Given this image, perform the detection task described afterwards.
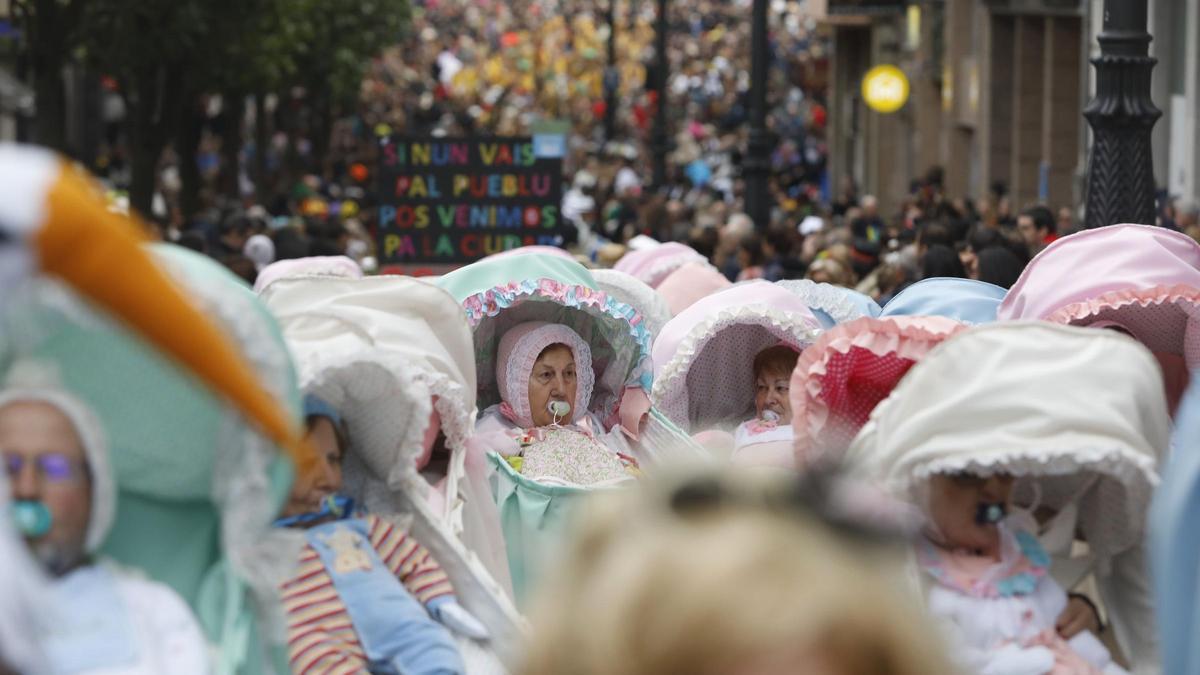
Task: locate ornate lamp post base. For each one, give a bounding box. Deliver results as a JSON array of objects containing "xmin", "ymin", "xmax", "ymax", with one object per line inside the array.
[{"xmin": 1083, "ymin": 0, "xmax": 1160, "ymax": 229}]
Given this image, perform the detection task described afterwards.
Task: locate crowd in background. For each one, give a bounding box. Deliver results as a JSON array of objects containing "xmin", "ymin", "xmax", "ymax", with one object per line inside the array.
[{"xmin": 113, "ymin": 0, "xmax": 1200, "ymax": 302}]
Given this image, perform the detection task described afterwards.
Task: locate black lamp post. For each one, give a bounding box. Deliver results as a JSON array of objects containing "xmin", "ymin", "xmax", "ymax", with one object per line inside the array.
[
  {"xmin": 744, "ymin": 0, "xmax": 772, "ymax": 231},
  {"xmin": 650, "ymin": 0, "xmax": 669, "ymax": 189},
  {"xmin": 1083, "ymin": 0, "xmax": 1160, "ymax": 229}
]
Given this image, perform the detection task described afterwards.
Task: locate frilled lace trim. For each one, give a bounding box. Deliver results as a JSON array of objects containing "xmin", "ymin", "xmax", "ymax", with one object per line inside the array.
[
  {"xmin": 902, "ymin": 449, "xmax": 1159, "ymax": 491},
  {"xmin": 777, "ymin": 279, "xmax": 871, "ymax": 325},
  {"xmin": 169, "ymin": 265, "xmax": 304, "ymax": 646},
  {"xmin": 1045, "ymin": 284, "xmax": 1200, "ymax": 324},
  {"xmin": 460, "ymin": 277, "xmax": 655, "ymax": 392},
  {"xmin": 651, "ymin": 306, "xmax": 822, "ymax": 424},
  {"xmin": 302, "ymin": 354, "xmax": 425, "ymax": 478},
  {"xmin": 298, "ymin": 349, "xmax": 477, "ymax": 503},
  {"xmin": 792, "ymin": 317, "xmax": 966, "ymax": 461},
  {"xmin": 592, "ymin": 270, "xmax": 673, "ymax": 338}
]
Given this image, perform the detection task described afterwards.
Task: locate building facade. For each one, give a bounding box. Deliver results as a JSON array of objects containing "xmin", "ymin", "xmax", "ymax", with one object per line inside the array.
[{"xmin": 823, "ymin": 0, "xmax": 1198, "ymax": 218}]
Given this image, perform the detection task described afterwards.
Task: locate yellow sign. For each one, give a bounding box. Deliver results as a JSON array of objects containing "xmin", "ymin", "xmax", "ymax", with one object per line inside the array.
[{"xmin": 862, "ymin": 64, "xmax": 910, "ymax": 114}]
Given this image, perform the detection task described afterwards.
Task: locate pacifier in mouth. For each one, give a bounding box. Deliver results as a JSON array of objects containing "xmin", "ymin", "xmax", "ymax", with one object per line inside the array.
[
  {"xmin": 974, "ymin": 502, "xmax": 1007, "ymax": 526},
  {"xmin": 548, "ymin": 400, "xmax": 571, "ymax": 425},
  {"xmin": 272, "ymin": 493, "xmax": 355, "ymax": 528},
  {"xmin": 761, "ymin": 410, "xmax": 780, "ymax": 423},
  {"xmin": 11, "ymin": 500, "xmax": 52, "ymax": 538}
]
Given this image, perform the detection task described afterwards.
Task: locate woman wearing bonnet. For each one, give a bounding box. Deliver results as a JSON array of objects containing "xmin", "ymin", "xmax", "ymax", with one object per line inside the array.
[{"xmin": 476, "ymin": 321, "xmax": 636, "ymax": 487}]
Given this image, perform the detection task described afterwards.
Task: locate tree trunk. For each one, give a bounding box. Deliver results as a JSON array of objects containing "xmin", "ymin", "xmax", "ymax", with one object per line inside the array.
[
  {"xmin": 31, "ymin": 61, "xmax": 66, "ymax": 152},
  {"xmin": 26, "ymin": 0, "xmax": 71, "ymax": 152},
  {"xmin": 177, "ymin": 96, "xmax": 204, "ymax": 220},
  {"xmin": 219, "ymin": 92, "xmax": 245, "ymax": 200},
  {"xmin": 253, "ymin": 91, "xmax": 270, "ymax": 202},
  {"xmin": 126, "ymin": 64, "xmax": 183, "ymax": 219},
  {"xmin": 278, "ymin": 89, "xmax": 302, "ymax": 189},
  {"xmin": 313, "ymin": 93, "xmax": 334, "ymax": 179},
  {"xmin": 128, "ymin": 106, "xmax": 160, "ymax": 220}
]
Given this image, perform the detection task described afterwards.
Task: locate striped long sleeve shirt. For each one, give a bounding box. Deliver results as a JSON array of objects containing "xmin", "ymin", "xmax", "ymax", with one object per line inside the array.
[{"xmin": 281, "ymin": 514, "xmax": 456, "ymax": 674}]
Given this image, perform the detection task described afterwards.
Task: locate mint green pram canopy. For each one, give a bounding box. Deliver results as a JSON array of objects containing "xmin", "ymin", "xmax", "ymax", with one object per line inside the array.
[
  {"xmin": 439, "ymin": 254, "xmax": 701, "ymax": 603},
  {"xmin": 0, "ymin": 245, "xmax": 301, "ymax": 674}
]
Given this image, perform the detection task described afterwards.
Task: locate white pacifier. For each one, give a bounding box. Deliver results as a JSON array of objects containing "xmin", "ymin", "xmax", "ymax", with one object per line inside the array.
[{"xmin": 548, "ymin": 400, "xmax": 571, "ymax": 425}]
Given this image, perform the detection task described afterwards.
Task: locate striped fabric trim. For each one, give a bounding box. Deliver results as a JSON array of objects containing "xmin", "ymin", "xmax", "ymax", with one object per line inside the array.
[{"xmin": 282, "ymin": 515, "xmax": 457, "ymax": 674}]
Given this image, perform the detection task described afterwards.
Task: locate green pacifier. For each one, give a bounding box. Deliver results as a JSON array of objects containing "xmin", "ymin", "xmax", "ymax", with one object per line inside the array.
[{"xmin": 11, "ymin": 500, "xmax": 52, "ymax": 538}]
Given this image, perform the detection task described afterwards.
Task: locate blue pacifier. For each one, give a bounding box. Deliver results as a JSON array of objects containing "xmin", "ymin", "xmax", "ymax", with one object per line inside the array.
[{"xmin": 11, "ymin": 500, "xmax": 52, "ymax": 538}]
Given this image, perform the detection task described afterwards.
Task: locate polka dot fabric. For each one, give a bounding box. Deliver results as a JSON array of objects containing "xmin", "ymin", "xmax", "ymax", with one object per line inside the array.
[
  {"xmin": 682, "ymin": 322, "xmax": 796, "ymax": 429},
  {"xmin": 791, "ymin": 315, "xmax": 967, "ymax": 467},
  {"xmin": 817, "ymin": 348, "xmax": 915, "ymax": 453},
  {"xmin": 1065, "ymin": 295, "xmax": 1195, "ymax": 355}
]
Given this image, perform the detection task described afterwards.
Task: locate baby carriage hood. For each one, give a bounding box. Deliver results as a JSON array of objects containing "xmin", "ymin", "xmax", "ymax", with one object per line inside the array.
[
  {"xmin": 1151, "ymin": 371, "xmax": 1200, "ymax": 675},
  {"xmin": 847, "ymin": 322, "xmax": 1165, "ymax": 560},
  {"xmin": 881, "ymin": 277, "xmax": 1006, "ymax": 325},
  {"xmin": 438, "ymin": 254, "xmax": 701, "ymax": 604},
  {"xmin": 252, "ymin": 255, "xmax": 363, "ymax": 294},
  {"xmin": 614, "ymin": 241, "xmax": 710, "ymax": 289},
  {"xmin": 656, "ymin": 261, "xmax": 733, "ymax": 316},
  {"xmin": 791, "ymin": 316, "xmax": 965, "ymax": 467},
  {"xmin": 776, "ymin": 279, "xmax": 882, "ymax": 328},
  {"xmin": 262, "ymin": 274, "xmax": 523, "ymax": 662},
  {"xmin": 998, "ymin": 223, "xmax": 1200, "ymax": 365},
  {"xmin": 652, "ymin": 280, "xmax": 822, "ymax": 432},
  {"xmin": 262, "ymin": 275, "xmax": 477, "ymax": 508},
  {"xmin": 846, "ymin": 322, "xmax": 1168, "ymax": 671},
  {"xmin": 0, "ymin": 244, "xmax": 304, "ymax": 672},
  {"xmin": 439, "ymin": 253, "xmax": 658, "ymax": 443},
  {"xmin": 485, "ymin": 245, "xmax": 576, "ymax": 263}
]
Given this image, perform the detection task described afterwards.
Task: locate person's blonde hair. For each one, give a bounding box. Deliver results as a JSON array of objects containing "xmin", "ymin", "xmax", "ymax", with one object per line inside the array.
[{"xmin": 520, "ymin": 472, "xmax": 954, "ymax": 675}]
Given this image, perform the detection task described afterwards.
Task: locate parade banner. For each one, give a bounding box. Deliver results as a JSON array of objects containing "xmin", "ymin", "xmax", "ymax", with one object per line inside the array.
[{"xmin": 377, "ymin": 136, "xmax": 566, "ymax": 265}]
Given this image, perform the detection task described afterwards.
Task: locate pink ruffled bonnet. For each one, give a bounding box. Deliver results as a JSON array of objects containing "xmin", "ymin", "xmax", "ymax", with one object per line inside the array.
[
  {"xmin": 998, "ymin": 224, "xmax": 1200, "ymax": 365},
  {"xmin": 998, "ymin": 224, "xmax": 1200, "ymax": 412},
  {"xmin": 614, "ymin": 242, "xmax": 709, "ymax": 289},
  {"xmin": 790, "ymin": 315, "xmax": 966, "ymax": 467},
  {"xmin": 495, "ymin": 321, "xmax": 595, "ymax": 428},
  {"xmin": 656, "ymin": 262, "xmax": 733, "ymax": 316}
]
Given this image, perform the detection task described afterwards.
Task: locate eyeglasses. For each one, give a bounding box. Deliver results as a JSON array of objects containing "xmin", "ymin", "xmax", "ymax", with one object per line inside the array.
[{"xmin": 3, "ymin": 452, "xmax": 88, "ymax": 483}]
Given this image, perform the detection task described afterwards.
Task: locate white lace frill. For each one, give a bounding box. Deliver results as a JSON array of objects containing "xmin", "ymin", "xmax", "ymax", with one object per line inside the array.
[
  {"xmin": 777, "ymin": 279, "xmax": 872, "ymax": 326},
  {"xmin": 163, "ymin": 260, "xmax": 308, "ymax": 646}
]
